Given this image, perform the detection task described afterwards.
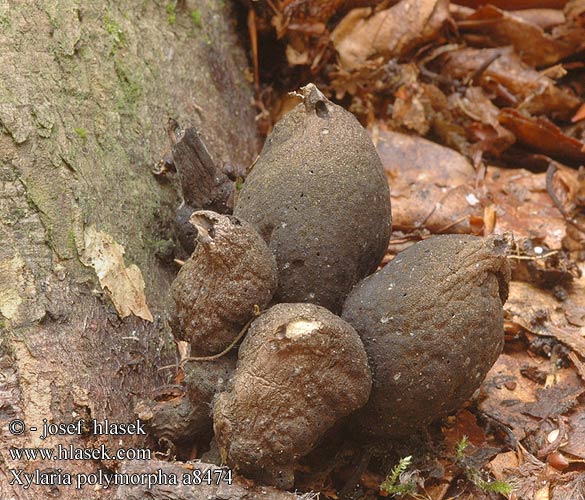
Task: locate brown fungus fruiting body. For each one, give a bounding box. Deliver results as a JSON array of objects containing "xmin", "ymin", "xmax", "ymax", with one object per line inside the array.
[
  {"xmin": 342, "ymin": 234, "xmax": 511, "ymax": 440},
  {"xmin": 234, "ymin": 84, "xmax": 391, "ymax": 314},
  {"xmin": 135, "ymin": 356, "xmax": 236, "ymax": 452},
  {"xmin": 213, "ymin": 303, "xmax": 372, "ymax": 489},
  {"xmin": 170, "ymin": 210, "xmax": 277, "ymax": 356}
]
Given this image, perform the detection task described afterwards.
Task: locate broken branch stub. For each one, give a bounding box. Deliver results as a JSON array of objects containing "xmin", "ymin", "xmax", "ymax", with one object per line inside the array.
[{"xmin": 167, "ymin": 119, "xmax": 234, "ymax": 214}]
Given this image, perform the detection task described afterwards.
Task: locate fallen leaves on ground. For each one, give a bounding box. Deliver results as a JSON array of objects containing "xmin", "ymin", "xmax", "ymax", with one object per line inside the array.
[{"xmin": 331, "ymin": 0, "xmax": 450, "ymax": 71}]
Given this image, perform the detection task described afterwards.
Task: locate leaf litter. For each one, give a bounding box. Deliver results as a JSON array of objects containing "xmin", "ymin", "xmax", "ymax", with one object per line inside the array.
[{"xmin": 242, "ymin": 0, "xmax": 585, "ymax": 497}]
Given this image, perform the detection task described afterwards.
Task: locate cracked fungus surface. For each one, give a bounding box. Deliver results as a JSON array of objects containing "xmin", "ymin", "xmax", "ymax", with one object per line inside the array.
[
  {"xmin": 213, "ymin": 303, "xmax": 372, "ymax": 489},
  {"xmin": 342, "ymin": 234, "xmax": 511, "ymax": 439},
  {"xmin": 170, "ymin": 211, "xmax": 277, "ymax": 356}
]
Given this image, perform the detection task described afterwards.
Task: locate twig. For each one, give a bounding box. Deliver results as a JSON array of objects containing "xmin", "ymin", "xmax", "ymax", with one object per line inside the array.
[
  {"xmin": 466, "ymin": 52, "xmax": 501, "ymax": 86},
  {"xmin": 506, "ymin": 250, "xmax": 559, "ymax": 261},
  {"xmin": 181, "ymin": 309, "xmax": 264, "ymax": 365}
]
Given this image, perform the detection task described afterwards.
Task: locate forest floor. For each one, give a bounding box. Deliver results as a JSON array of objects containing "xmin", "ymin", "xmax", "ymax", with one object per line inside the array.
[{"xmin": 242, "ymin": 0, "xmax": 585, "ymax": 498}]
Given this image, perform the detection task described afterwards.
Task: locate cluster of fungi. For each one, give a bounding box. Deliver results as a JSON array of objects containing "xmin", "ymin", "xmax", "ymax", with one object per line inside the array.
[{"xmin": 144, "ymin": 84, "xmax": 511, "ymax": 490}]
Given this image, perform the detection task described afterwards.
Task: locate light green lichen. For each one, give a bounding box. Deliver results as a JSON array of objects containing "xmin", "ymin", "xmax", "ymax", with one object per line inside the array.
[
  {"xmin": 104, "ymin": 13, "xmax": 126, "ymax": 55},
  {"xmin": 166, "ymin": 2, "xmax": 176, "ymax": 25},
  {"xmin": 190, "ymin": 9, "xmax": 201, "ymax": 28},
  {"xmin": 74, "ymin": 127, "xmax": 87, "ymax": 141}
]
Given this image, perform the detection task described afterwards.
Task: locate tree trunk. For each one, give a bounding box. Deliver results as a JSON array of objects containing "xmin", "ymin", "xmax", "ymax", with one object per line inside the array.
[{"xmin": 0, "ymin": 1, "xmax": 258, "ymax": 498}]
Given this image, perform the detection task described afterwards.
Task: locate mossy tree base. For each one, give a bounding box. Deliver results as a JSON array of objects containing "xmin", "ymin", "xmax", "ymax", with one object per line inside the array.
[{"xmin": 0, "ymin": 1, "xmax": 257, "ymax": 498}]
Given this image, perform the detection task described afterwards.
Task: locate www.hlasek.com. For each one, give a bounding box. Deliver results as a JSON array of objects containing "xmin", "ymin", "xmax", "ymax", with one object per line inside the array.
[{"xmin": 9, "ymin": 443, "xmax": 151, "ymax": 461}]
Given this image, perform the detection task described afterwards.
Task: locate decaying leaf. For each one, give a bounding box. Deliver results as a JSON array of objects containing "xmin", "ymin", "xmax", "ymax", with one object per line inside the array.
[
  {"xmin": 81, "ymin": 226, "xmax": 153, "ymax": 322},
  {"xmin": 376, "ymin": 127, "xmax": 483, "ymax": 234},
  {"xmin": 440, "ymin": 47, "xmax": 581, "ymax": 119},
  {"xmin": 489, "ymin": 450, "xmax": 519, "ymax": 483},
  {"xmin": 480, "ymin": 351, "xmax": 545, "ymax": 441},
  {"xmin": 377, "ymin": 127, "xmax": 476, "ymax": 185},
  {"xmin": 458, "ymin": 4, "xmax": 585, "ymax": 67},
  {"xmin": 274, "ymin": 0, "xmax": 346, "ymax": 38},
  {"xmin": 449, "ymin": 86, "xmax": 516, "ymax": 157},
  {"xmin": 443, "ymin": 409, "xmax": 487, "ymax": 448},
  {"xmin": 454, "ymin": 0, "xmax": 568, "ymax": 8},
  {"xmin": 523, "ymin": 381, "xmax": 585, "ymax": 419},
  {"xmin": 509, "ymin": 8, "xmax": 567, "ymax": 30},
  {"xmin": 331, "ymin": 0, "xmax": 449, "ymax": 70},
  {"xmin": 484, "ymin": 166, "xmax": 570, "ymax": 249},
  {"xmin": 562, "ymin": 406, "xmax": 585, "ymax": 459},
  {"xmin": 499, "ymin": 109, "xmax": 585, "ymax": 166}
]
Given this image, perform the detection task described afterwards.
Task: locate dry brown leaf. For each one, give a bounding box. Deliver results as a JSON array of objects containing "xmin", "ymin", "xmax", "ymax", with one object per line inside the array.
[
  {"xmin": 561, "ymin": 402, "xmax": 585, "ymax": 458},
  {"xmin": 376, "ymin": 127, "xmax": 476, "ymax": 185},
  {"xmin": 81, "ymin": 226, "xmax": 153, "ymax": 322},
  {"xmin": 569, "ymin": 352, "xmax": 585, "ymax": 383},
  {"xmin": 280, "ymin": 0, "xmax": 346, "ymax": 33},
  {"xmin": 550, "ymin": 473, "xmax": 585, "ymax": 500},
  {"xmin": 375, "ymin": 128, "xmax": 485, "ymax": 233},
  {"xmin": 547, "ymin": 325, "xmax": 585, "ymax": 359},
  {"xmin": 511, "ymin": 8, "xmax": 567, "ymax": 29},
  {"xmin": 393, "ymin": 83, "xmax": 431, "ymax": 135},
  {"xmin": 392, "ymin": 183, "xmax": 484, "ymax": 234},
  {"xmin": 480, "ymin": 348, "xmax": 582, "ymax": 445},
  {"xmin": 286, "ymin": 43, "xmax": 310, "ymax": 66},
  {"xmin": 443, "ymin": 409, "xmax": 487, "ymax": 448},
  {"xmin": 450, "ymin": 86, "xmax": 516, "ymax": 156},
  {"xmin": 572, "ymin": 103, "xmax": 585, "ymax": 123},
  {"xmin": 331, "ymin": 0, "xmax": 449, "ymax": 70},
  {"xmin": 505, "ymin": 280, "xmax": 585, "ymax": 360},
  {"xmin": 499, "ymin": 109, "xmax": 585, "ymax": 165},
  {"xmin": 440, "ymin": 47, "xmax": 581, "ymax": 120},
  {"xmin": 522, "ymin": 381, "xmax": 585, "ymax": 419},
  {"xmin": 453, "ymin": 0, "xmax": 569, "ymax": 9},
  {"xmin": 423, "ymin": 482, "xmax": 451, "ymax": 500},
  {"xmin": 458, "ymin": 5, "xmax": 585, "ymax": 67},
  {"xmin": 484, "ymin": 166, "xmax": 569, "ymax": 249},
  {"xmin": 480, "ymin": 351, "xmax": 545, "ymax": 440},
  {"xmin": 489, "ymin": 450, "xmax": 520, "ymax": 483}
]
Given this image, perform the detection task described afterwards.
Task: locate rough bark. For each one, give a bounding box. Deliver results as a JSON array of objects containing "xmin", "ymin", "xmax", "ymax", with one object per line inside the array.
[{"xmin": 0, "ymin": 1, "xmax": 257, "ymax": 499}]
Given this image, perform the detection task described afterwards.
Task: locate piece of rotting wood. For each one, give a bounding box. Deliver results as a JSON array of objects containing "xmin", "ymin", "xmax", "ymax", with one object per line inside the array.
[{"xmin": 167, "ymin": 118, "xmax": 234, "ymax": 214}]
